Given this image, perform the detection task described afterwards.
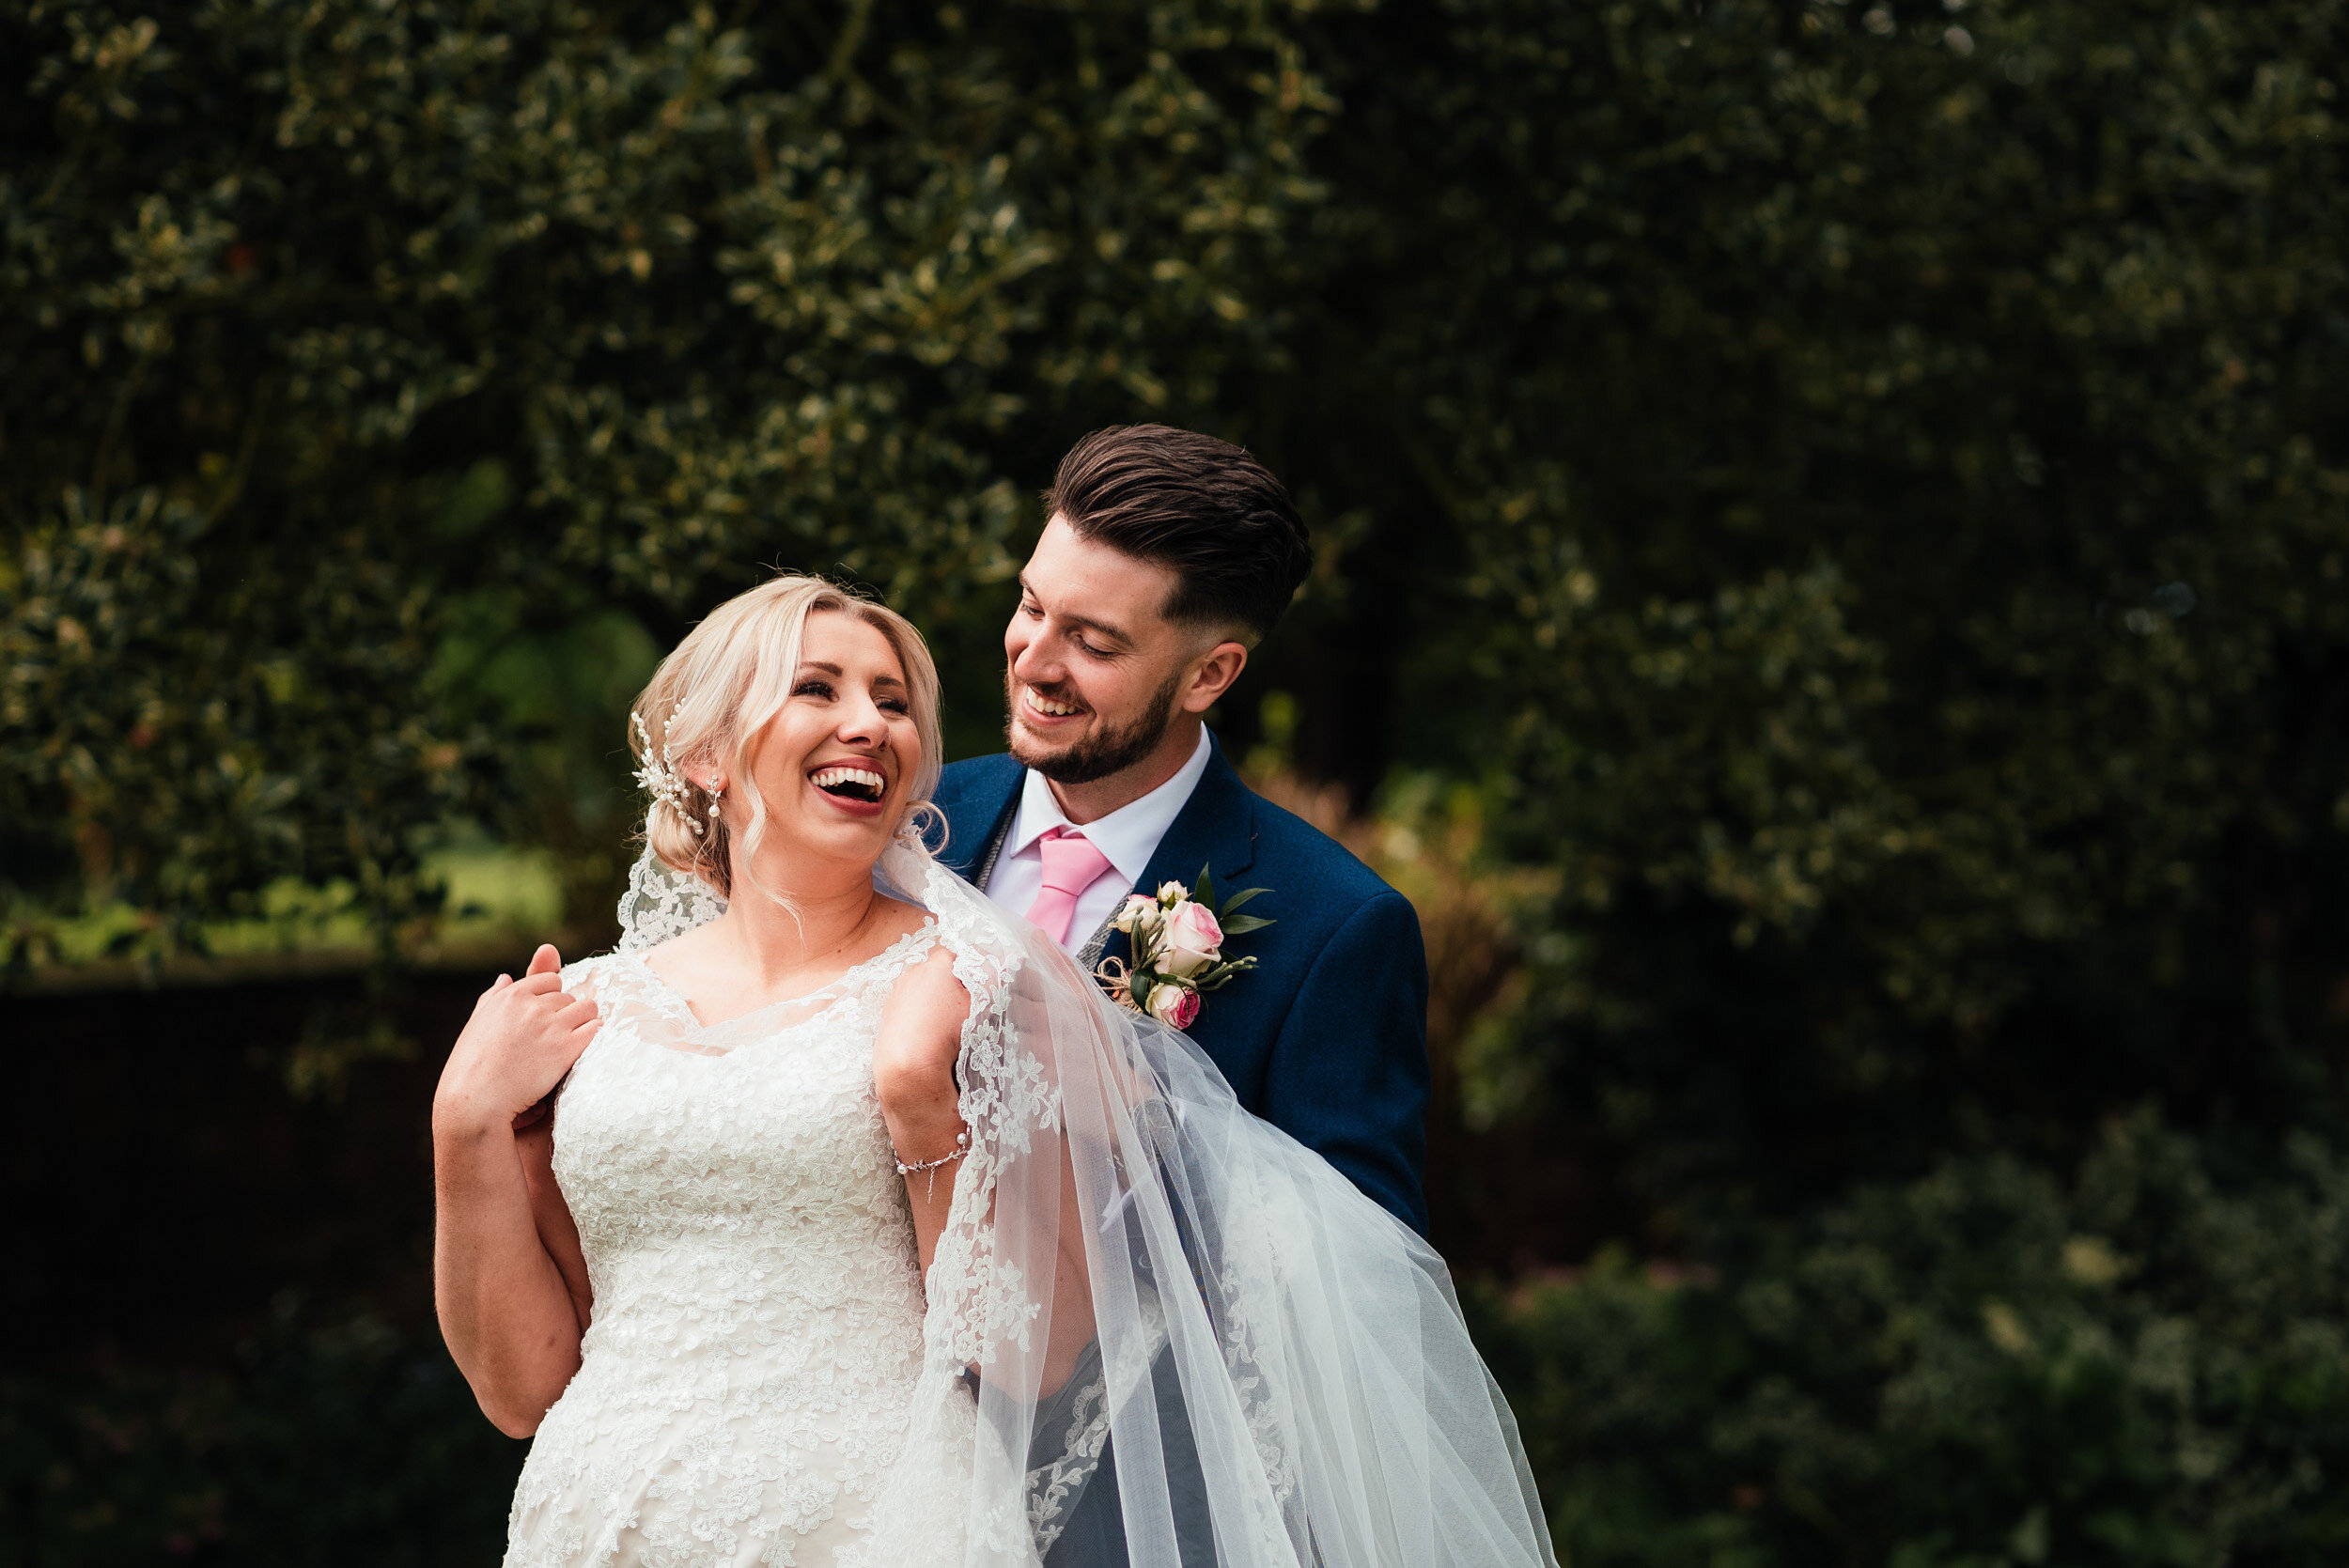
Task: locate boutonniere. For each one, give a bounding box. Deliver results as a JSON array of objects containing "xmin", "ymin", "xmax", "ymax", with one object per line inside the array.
[{"xmin": 1095, "ymin": 864, "xmax": 1274, "ymax": 1029}]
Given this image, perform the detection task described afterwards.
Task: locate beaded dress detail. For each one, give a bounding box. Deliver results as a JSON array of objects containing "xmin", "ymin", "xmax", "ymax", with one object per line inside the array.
[{"xmin": 505, "ymin": 922, "xmax": 942, "ymax": 1568}]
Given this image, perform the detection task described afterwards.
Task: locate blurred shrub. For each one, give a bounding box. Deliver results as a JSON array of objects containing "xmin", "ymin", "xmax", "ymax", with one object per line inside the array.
[
  {"xmin": 16, "ymin": 1, "xmax": 2349, "ymax": 1223},
  {"xmin": 22, "ymin": 1110, "xmax": 2346, "ymax": 1568},
  {"xmin": 2, "ymin": 0, "xmax": 1330, "ymax": 956},
  {"xmin": 0, "ymin": 1305, "xmax": 521, "ymax": 1566},
  {"xmin": 1287, "ymin": 0, "xmax": 2349, "ymax": 1227},
  {"xmin": 1475, "ymin": 1111, "xmax": 2349, "ymax": 1567}
]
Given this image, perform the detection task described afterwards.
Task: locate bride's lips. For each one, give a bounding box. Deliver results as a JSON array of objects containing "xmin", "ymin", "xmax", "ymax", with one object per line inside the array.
[
  {"xmin": 1019, "ymin": 686, "xmax": 1087, "ymax": 730},
  {"xmin": 806, "ymin": 758, "xmax": 889, "ymax": 818}
]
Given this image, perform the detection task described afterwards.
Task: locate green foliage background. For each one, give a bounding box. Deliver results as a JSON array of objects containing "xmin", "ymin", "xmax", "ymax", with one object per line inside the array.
[{"xmin": 8, "ymin": 0, "xmax": 2349, "ymax": 1561}]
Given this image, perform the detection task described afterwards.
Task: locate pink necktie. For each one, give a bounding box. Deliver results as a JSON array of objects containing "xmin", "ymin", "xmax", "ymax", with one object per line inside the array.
[{"xmin": 1026, "ymin": 826, "xmax": 1115, "ymax": 945}]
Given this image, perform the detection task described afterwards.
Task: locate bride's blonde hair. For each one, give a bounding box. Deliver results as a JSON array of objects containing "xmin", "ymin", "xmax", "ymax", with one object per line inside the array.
[{"xmin": 630, "ymin": 575, "xmax": 943, "ymax": 900}]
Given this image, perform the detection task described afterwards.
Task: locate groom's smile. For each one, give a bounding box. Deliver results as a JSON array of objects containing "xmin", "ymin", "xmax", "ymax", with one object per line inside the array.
[{"xmin": 1019, "ymin": 686, "xmax": 1086, "ymax": 723}]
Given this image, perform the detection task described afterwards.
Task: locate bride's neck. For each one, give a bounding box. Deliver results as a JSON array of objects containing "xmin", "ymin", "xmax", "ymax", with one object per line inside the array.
[{"xmin": 711, "ymin": 859, "xmax": 879, "ymax": 983}]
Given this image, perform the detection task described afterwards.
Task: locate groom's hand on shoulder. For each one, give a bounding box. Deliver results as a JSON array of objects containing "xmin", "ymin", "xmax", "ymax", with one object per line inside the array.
[{"xmin": 433, "ymin": 943, "xmax": 601, "ymax": 1142}]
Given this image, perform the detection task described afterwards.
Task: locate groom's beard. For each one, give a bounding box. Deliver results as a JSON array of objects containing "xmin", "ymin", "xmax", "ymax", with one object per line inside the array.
[{"xmin": 1005, "ymin": 668, "xmax": 1187, "ymax": 785}]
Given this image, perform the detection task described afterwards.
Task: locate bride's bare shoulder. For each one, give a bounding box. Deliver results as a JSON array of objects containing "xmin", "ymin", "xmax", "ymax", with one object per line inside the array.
[
  {"xmin": 635, "ymin": 918, "xmax": 724, "ymax": 975},
  {"xmin": 870, "ymin": 892, "xmax": 935, "ymax": 940}
]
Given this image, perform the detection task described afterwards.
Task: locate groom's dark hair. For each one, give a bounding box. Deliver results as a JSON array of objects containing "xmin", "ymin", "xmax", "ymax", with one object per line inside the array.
[{"xmin": 1045, "ymin": 424, "xmax": 1311, "ymax": 644}]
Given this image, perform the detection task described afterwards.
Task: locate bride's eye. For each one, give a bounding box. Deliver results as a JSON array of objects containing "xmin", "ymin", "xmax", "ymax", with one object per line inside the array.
[
  {"xmin": 879, "ymin": 697, "xmax": 910, "ymax": 715},
  {"xmin": 795, "ymin": 679, "xmax": 835, "ymax": 700}
]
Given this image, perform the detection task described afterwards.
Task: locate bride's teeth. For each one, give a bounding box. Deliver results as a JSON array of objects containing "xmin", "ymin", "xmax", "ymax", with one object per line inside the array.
[{"xmin": 810, "ymin": 766, "xmax": 885, "ymax": 794}]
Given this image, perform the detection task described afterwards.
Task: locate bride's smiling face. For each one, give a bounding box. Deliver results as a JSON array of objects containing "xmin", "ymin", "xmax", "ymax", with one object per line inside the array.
[{"xmin": 731, "ymin": 611, "xmax": 921, "ymax": 873}]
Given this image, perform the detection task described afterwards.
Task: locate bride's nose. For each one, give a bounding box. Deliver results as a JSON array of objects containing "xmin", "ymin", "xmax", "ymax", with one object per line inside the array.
[{"xmin": 833, "ymin": 691, "xmax": 889, "ymax": 746}]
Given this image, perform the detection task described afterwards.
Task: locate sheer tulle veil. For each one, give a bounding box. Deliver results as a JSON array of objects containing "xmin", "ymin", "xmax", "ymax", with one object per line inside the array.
[{"xmin": 613, "ymin": 837, "xmax": 1559, "ymax": 1568}]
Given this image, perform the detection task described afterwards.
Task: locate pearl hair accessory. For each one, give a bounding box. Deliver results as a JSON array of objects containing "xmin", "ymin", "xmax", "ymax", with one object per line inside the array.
[{"xmin": 631, "ymin": 710, "xmax": 707, "ymax": 837}]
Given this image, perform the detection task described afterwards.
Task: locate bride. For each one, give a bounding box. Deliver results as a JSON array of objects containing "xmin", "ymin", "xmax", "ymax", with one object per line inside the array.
[{"xmin": 432, "ymin": 576, "xmax": 1557, "ymax": 1568}]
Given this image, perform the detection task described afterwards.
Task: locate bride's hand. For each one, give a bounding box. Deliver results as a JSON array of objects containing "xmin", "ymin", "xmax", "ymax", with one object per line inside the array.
[
  {"xmin": 874, "ymin": 948, "xmax": 970, "ymax": 1165},
  {"xmin": 432, "ymin": 944, "xmax": 601, "ymax": 1141}
]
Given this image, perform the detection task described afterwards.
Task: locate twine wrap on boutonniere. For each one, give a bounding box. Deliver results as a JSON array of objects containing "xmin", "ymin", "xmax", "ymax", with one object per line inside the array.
[{"xmin": 1092, "ymin": 863, "xmax": 1273, "ymax": 1029}]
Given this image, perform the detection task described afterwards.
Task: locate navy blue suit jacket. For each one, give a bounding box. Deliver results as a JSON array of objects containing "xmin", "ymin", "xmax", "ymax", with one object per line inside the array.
[{"xmin": 930, "ymin": 736, "xmax": 1432, "ymax": 1235}]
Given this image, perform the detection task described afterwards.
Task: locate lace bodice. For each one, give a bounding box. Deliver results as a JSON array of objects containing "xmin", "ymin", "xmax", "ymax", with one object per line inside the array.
[{"xmin": 506, "ymin": 924, "xmax": 942, "ymax": 1568}]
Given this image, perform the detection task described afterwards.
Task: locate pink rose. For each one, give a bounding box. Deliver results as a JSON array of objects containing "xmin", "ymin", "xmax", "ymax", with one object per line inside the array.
[
  {"xmin": 1113, "ymin": 893, "xmax": 1159, "ymax": 935},
  {"xmin": 1160, "ymin": 899, "xmax": 1224, "ymax": 978},
  {"xmin": 1146, "ymin": 981, "xmax": 1201, "ymax": 1029}
]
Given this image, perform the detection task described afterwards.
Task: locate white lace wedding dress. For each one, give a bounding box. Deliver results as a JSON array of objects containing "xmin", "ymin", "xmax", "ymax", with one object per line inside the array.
[
  {"xmin": 505, "ymin": 923, "xmax": 946, "ymax": 1567},
  {"xmin": 502, "ymin": 841, "xmax": 1559, "ymax": 1568}
]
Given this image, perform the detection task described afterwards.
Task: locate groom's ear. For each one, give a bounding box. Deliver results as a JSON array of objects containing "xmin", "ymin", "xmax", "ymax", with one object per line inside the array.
[{"xmin": 1178, "ymin": 637, "xmax": 1251, "ymax": 715}]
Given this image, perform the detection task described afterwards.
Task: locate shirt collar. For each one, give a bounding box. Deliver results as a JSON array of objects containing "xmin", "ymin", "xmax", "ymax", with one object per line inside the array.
[{"xmin": 1006, "ymin": 725, "xmax": 1215, "ymax": 886}]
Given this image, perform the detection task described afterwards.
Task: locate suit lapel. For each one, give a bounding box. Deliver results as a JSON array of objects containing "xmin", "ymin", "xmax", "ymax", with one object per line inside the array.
[
  {"xmin": 941, "ymin": 755, "xmax": 1025, "ymax": 884},
  {"xmin": 1091, "ymin": 737, "xmax": 1257, "ymax": 971}
]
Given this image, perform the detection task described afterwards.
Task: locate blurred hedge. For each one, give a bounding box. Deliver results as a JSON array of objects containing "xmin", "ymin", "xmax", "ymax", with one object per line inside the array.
[
  {"xmin": 1295, "ymin": 0, "xmax": 2349, "ymax": 1231},
  {"xmin": 1475, "ymin": 1111, "xmax": 2349, "ymax": 1566},
  {"xmin": 17, "ymin": 1113, "xmax": 2349, "ymax": 1568},
  {"xmin": 12, "ymin": 0, "xmax": 2346, "ymax": 1214},
  {"xmin": 11, "ymin": 0, "xmax": 2349, "ymax": 1557},
  {"xmin": 0, "ymin": 1303, "xmax": 523, "ymax": 1565},
  {"xmin": 2, "ymin": 0, "xmax": 1325, "ymax": 955}
]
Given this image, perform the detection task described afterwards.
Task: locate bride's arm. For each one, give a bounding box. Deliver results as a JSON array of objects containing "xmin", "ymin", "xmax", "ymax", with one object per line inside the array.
[
  {"xmin": 517, "ymin": 1105, "xmax": 595, "ymax": 1332},
  {"xmin": 431, "ymin": 945, "xmax": 600, "ymax": 1437},
  {"xmin": 873, "ymin": 946, "xmax": 971, "ymax": 1274},
  {"xmin": 875, "ymin": 942, "xmax": 1097, "ymax": 1397}
]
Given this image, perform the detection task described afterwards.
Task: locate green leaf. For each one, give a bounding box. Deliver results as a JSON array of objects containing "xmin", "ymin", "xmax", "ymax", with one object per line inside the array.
[
  {"xmin": 1128, "ymin": 970, "xmax": 1155, "ymax": 1008},
  {"xmin": 1219, "ymin": 914, "xmax": 1274, "ymax": 936},
  {"xmin": 1219, "ymin": 886, "xmax": 1271, "ymax": 914},
  {"xmin": 1194, "ymin": 862, "xmax": 1215, "ymax": 908}
]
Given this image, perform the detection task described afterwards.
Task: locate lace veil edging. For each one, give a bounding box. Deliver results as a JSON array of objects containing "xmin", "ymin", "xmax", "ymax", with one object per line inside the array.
[
  {"xmin": 614, "ymin": 845, "xmax": 728, "ymax": 953},
  {"xmin": 866, "ymin": 838, "xmax": 1557, "ymax": 1568}
]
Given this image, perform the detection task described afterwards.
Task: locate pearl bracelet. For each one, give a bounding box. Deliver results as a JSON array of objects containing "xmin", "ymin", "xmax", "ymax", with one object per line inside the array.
[{"xmin": 894, "ymin": 1126, "xmax": 971, "ymax": 1199}]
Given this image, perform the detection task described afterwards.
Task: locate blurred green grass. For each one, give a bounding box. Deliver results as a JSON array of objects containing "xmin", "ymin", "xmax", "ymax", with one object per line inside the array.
[{"xmin": 21, "ymin": 846, "xmax": 569, "ymax": 988}]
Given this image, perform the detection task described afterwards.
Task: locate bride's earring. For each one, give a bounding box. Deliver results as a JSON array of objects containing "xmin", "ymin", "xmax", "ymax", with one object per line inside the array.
[{"xmin": 706, "ymin": 780, "xmax": 724, "ymax": 826}]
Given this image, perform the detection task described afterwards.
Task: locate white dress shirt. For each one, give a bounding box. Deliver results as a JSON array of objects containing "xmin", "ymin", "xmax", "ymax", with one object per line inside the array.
[{"xmin": 983, "ymin": 726, "xmax": 1215, "ymax": 954}]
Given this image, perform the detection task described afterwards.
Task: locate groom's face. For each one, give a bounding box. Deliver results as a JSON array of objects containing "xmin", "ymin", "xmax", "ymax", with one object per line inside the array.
[{"xmin": 1003, "ymin": 517, "xmax": 1228, "ymax": 786}]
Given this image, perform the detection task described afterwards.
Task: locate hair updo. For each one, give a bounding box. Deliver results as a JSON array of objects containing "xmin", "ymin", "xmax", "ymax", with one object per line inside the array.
[{"xmin": 629, "ymin": 575, "xmax": 944, "ymax": 900}]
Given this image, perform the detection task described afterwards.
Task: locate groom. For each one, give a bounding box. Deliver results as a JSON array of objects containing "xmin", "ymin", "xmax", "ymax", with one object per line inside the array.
[
  {"xmin": 932, "ymin": 423, "xmax": 1431, "ymax": 1236},
  {"xmin": 933, "ymin": 426, "xmax": 1431, "ymax": 1562}
]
